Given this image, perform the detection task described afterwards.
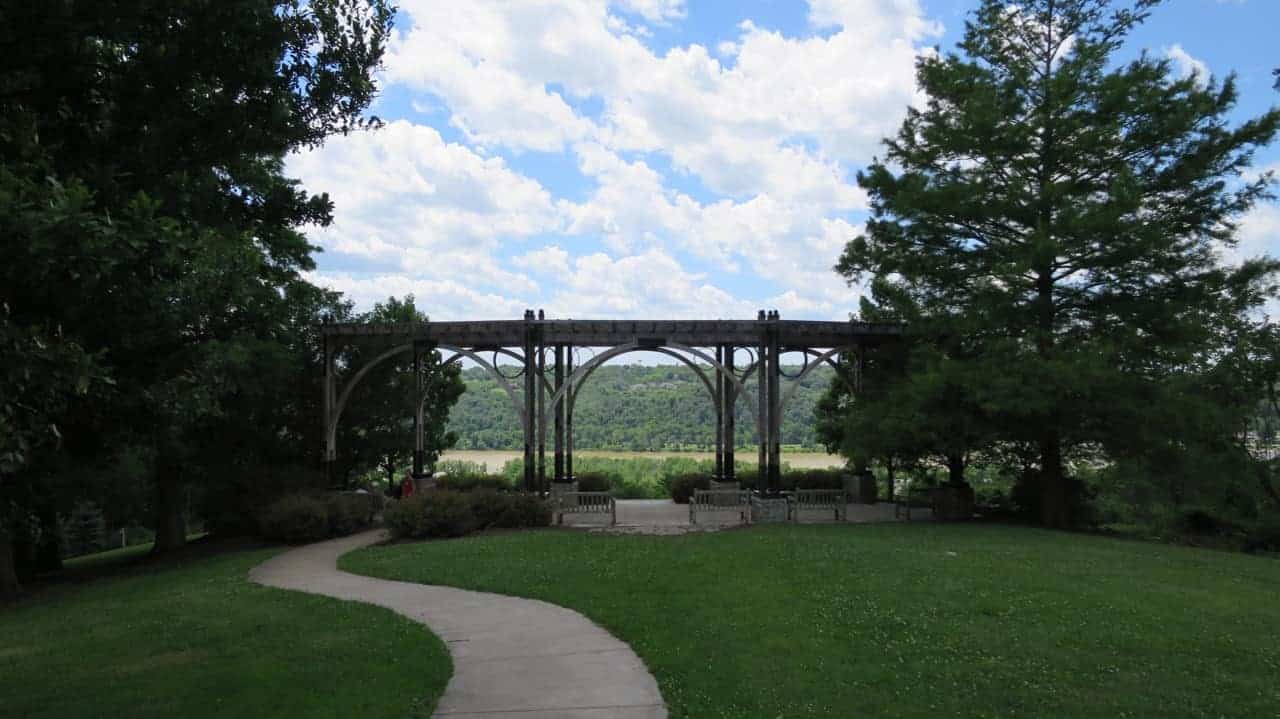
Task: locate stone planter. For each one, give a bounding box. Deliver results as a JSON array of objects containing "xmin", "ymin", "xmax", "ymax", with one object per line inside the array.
[
  {"xmin": 843, "ymin": 472, "xmax": 878, "ymax": 503},
  {"xmin": 931, "ymin": 483, "xmax": 975, "ymax": 521},
  {"xmin": 858, "ymin": 472, "xmax": 877, "ymax": 504},
  {"xmin": 750, "ymin": 495, "xmax": 789, "ymax": 523}
]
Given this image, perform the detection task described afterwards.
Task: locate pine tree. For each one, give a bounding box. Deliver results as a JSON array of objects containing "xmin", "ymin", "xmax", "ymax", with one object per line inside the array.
[{"xmin": 837, "ymin": 0, "xmax": 1280, "ymax": 526}]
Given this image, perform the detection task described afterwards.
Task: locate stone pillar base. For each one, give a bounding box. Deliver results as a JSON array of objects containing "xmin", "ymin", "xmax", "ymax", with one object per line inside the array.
[
  {"xmin": 751, "ymin": 495, "xmax": 789, "ymax": 523},
  {"xmin": 412, "ymin": 477, "xmax": 438, "ymax": 494},
  {"xmin": 710, "ymin": 479, "xmax": 740, "ymax": 491}
]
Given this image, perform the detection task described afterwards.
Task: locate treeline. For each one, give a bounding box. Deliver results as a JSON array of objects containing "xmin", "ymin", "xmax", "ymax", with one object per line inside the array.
[
  {"xmin": 817, "ymin": 0, "xmax": 1280, "ymax": 545},
  {"xmin": 446, "ymin": 364, "xmax": 837, "ymax": 451},
  {"xmin": 0, "ymin": 1, "xmax": 425, "ymax": 600}
]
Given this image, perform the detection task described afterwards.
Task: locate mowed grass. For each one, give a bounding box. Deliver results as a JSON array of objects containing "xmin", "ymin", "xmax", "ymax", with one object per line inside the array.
[
  {"xmin": 343, "ymin": 523, "xmax": 1280, "ymax": 719},
  {"xmin": 0, "ymin": 546, "xmax": 451, "ymax": 719}
]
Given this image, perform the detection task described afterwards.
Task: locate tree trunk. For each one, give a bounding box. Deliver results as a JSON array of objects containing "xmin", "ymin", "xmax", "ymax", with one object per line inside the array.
[
  {"xmin": 946, "ymin": 452, "xmax": 966, "ymax": 486},
  {"xmin": 885, "ymin": 456, "xmax": 896, "ymax": 502},
  {"xmin": 1038, "ymin": 432, "xmax": 1071, "ymax": 528},
  {"xmin": 34, "ymin": 501, "xmax": 62, "ymax": 573},
  {"xmin": 0, "ymin": 532, "xmax": 21, "ymax": 602},
  {"xmin": 153, "ymin": 469, "xmax": 187, "ymax": 554}
]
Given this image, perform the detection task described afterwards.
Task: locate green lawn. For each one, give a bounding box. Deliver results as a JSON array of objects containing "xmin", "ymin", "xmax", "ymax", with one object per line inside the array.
[
  {"xmin": 0, "ymin": 546, "xmax": 451, "ymax": 719},
  {"xmin": 343, "ymin": 523, "xmax": 1280, "ymax": 719}
]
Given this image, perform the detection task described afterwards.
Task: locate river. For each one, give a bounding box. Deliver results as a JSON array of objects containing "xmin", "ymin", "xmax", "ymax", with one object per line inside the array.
[{"xmin": 439, "ymin": 449, "xmax": 846, "ymax": 472}]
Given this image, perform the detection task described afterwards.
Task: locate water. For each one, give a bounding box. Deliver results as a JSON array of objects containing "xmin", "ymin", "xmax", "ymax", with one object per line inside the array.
[{"xmin": 439, "ymin": 449, "xmax": 846, "ymax": 473}]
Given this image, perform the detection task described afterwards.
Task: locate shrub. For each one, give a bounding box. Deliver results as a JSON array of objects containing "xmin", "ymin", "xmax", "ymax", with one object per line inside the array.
[
  {"xmin": 438, "ymin": 474, "xmax": 511, "ymax": 493},
  {"xmin": 259, "ymin": 493, "xmax": 331, "ymax": 544},
  {"xmin": 793, "ymin": 469, "xmax": 845, "ymax": 490},
  {"xmin": 325, "ymin": 493, "xmax": 376, "ymax": 536},
  {"xmin": 1173, "ymin": 507, "xmax": 1242, "ymax": 538},
  {"xmin": 468, "ymin": 490, "xmax": 514, "ymax": 528},
  {"xmin": 491, "ymin": 493, "xmax": 552, "ymax": 529},
  {"xmin": 1244, "ymin": 516, "xmax": 1280, "ymax": 554},
  {"xmin": 386, "ymin": 491, "xmax": 478, "ymax": 539},
  {"xmin": 574, "ymin": 472, "xmax": 611, "ymax": 493},
  {"xmin": 670, "ymin": 473, "xmax": 710, "ymax": 504},
  {"xmin": 385, "ymin": 490, "xmax": 549, "ymax": 539}
]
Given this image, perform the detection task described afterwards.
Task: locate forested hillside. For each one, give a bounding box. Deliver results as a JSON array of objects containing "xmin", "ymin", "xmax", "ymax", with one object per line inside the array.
[{"xmin": 447, "ymin": 364, "xmax": 836, "ymax": 450}]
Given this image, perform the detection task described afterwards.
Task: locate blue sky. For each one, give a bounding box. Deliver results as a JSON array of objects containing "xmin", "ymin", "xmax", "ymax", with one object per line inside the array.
[{"xmin": 289, "ymin": 0, "xmax": 1280, "ymax": 321}]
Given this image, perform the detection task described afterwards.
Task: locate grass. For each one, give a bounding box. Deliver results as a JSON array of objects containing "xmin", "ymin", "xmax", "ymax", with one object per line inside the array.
[
  {"xmin": 62, "ymin": 533, "xmax": 208, "ymax": 571},
  {"xmin": 343, "ymin": 523, "xmax": 1280, "ymax": 719},
  {"xmin": 0, "ymin": 544, "xmax": 451, "ymax": 719}
]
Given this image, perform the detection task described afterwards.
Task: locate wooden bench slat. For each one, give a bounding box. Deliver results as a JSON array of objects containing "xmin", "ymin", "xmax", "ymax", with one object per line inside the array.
[
  {"xmin": 790, "ymin": 489, "xmax": 847, "ymax": 522},
  {"xmin": 553, "ymin": 491, "xmax": 616, "ymax": 525},
  {"xmin": 690, "ymin": 489, "xmax": 751, "ymax": 525}
]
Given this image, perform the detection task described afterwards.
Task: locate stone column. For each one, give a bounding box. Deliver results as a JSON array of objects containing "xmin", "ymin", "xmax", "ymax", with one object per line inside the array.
[
  {"xmin": 554, "ymin": 344, "xmax": 565, "ymax": 481},
  {"xmin": 522, "ymin": 310, "xmax": 537, "ymax": 491},
  {"xmin": 723, "ymin": 345, "xmax": 736, "ymax": 483}
]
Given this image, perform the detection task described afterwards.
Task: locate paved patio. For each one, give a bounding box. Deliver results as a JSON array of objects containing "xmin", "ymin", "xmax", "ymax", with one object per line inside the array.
[{"xmin": 560, "ymin": 498, "xmax": 931, "ymax": 532}]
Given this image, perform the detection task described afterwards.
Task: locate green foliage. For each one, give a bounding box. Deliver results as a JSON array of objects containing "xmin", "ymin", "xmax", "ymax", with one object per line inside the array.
[
  {"xmin": 385, "ymin": 492, "xmax": 476, "ymax": 539},
  {"xmin": 384, "ymin": 490, "xmax": 550, "ymax": 540},
  {"xmin": 59, "ymin": 501, "xmax": 106, "ymax": 558},
  {"xmin": 449, "ymin": 364, "xmax": 836, "ymax": 451},
  {"xmin": 258, "ymin": 491, "xmax": 375, "ymax": 544},
  {"xmin": 346, "ymin": 524, "xmax": 1280, "ymax": 719},
  {"xmin": 573, "ymin": 473, "xmax": 612, "ymax": 492},
  {"xmin": 334, "ymin": 296, "xmax": 465, "ymax": 488},
  {"xmin": 0, "ymin": 548, "xmax": 451, "ymax": 718},
  {"xmin": 830, "ymin": 0, "xmax": 1280, "ymax": 528},
  {"xmin": 0, "ymin": 0, "xmax": 398, "ymax": 574},
  {"xmin": 436, "ymin": 475, "xmax": 513, "ymax": 493},
  {"xmin": 434, "ymin": 460, "xmax": 491, "ymax": 478},
  {"xmin": 668, "ymin": 474, "xmax": 710, "ymax": 504},
  {"xmin": 258, "ymin": 494, "xmax": 331, "ymax": 544}
]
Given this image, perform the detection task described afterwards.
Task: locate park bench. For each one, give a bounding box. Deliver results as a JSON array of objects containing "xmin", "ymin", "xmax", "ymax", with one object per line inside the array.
[
  {"xmin": 790, "ymin": 489, "xmax": 847, "ymax": 522},
  {"xmin": 690, "ymin": 489, "xmax": 751, "ymax": 525},
  {"xmin": 893, "ymin": 483, "xmax": 934, "ymax": 521},
  {"xmin": 554, "ymin": 491, "xmax": 616, "ymax": 526}
]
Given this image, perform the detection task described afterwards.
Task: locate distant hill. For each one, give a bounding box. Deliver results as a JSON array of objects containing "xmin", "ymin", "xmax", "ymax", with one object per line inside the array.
[{"xmin": 446, "ymin": 363, "xmax": 836, "ymax": 451}]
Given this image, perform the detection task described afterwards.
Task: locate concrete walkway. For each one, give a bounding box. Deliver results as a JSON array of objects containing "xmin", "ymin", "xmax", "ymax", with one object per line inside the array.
[{"xmin": 251, "ymin": 531, "xmax": 667, "ymax": 718}]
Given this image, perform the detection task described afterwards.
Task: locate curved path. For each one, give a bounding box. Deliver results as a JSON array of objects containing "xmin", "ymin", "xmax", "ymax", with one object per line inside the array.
[{"xmin": 251, "ymin": 530, "xmax": 666, "ymax": 719}]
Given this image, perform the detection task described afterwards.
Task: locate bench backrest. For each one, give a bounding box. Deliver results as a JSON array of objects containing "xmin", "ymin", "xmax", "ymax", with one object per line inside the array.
[
  {"xmin": 794, "ymin": 489, "xmax": 844, "ymax": 507},
  {"xmin": 558, "ymin": 491, "xmax": 614, "ymax": 511},
  {"xmin": 692, "ymin": 489, "xmax": 751, "ymax": 508}
]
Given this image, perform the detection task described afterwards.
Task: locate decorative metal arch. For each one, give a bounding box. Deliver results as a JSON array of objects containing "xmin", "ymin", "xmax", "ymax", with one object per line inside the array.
[
  {"xmin": 542, "ymin": 341, "xmax": 751, "ymax": 430},
  {"xmin": 776, "ymin": 347, "xmax": 858, "ymax": 417},
  {"xmin": 328, "ymin": 343, "xmax": 527, "ymax": 456},
  {"xmin": 320, "ymin": 312, "xmax": 902, "ymax": 491}
]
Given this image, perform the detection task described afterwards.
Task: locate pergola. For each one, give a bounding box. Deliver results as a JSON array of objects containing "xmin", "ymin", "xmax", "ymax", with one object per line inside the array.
[{"xmin": 320, "ymin": 310, "xmax": 901, "ymax": 493}]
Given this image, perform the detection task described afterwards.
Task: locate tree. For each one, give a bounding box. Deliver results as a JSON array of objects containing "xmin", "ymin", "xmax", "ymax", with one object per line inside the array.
[
  {"xmin": 0, "ymin": 0, "xmax": 394, "ymax": 559},
  {"xmin": 335, "ymin": 297, "xmax": 465, "ymax": 489},
  {"xmin": 837, "ymin": 0, "xmax": 1280, "ymax": 526}
]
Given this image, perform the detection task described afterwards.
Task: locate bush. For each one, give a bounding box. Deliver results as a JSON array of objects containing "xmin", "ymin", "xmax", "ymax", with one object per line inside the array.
[
  {"xmin": 574, "ymin": 472, "xmax": 611, "ymax": 492},
  {"xmin": 325, "ymin": 493, "xmax": 376, "ymax": 536},
  {"xmin": 793, "ymin": 469, "xmax": 845, "ymax": 490},
  {"xmin": 670, "ymin": 473, "xmax": 710, "ymax": 504},
  {"xmin": 437, "ymin": 474, "xmax": 512, "ymax": 493},
  {"xmin": 259, "ymin": 493, "xmax": 331, "ymax": 544},
  {"xmin": 1244, "ymin": 516, "xmax": 1280, "ymax": 554},
  {"xmin": 385, "ymin": 490, "xmax": 550, "ymax": 539},
  {"xmin": 490, "ymin": 493, "xmax": 552, "ymax": 529},
  {"xmin": 385, "ymin": 491, "xmax": 477, "ymax": 539},
  {"xmin": 468, "ymin": 490, "xmax": 513, "ymax": 529}
]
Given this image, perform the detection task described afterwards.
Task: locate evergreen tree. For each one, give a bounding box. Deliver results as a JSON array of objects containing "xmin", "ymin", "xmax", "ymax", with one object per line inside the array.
[{"xmin": 837, "ymin": 0, "xmax": 1280, "ymax": 526}]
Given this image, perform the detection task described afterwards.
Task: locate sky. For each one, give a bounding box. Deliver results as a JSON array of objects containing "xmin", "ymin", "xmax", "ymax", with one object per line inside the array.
[{"xmin": 288, "ymin": 0, "xmax": 1280, "ymax": 322}]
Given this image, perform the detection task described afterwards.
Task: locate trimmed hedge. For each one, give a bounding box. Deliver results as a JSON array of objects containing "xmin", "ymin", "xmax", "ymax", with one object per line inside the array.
[
  {"xmin": 385, "ymin": 489, "xmax": 551, "ymax": 540},
  {"xmin": 259, "ymin": 491, "xmax": 378, "ymax": 544},
  {"xmin": 436, "ymin": 474, "xmax": 512, "ymax": 493},
  {"xmin": 669, "ymin": 468, "xmax": 848, "ymax": 501},
  {"xmin": 669, "ymin": 474, "xmax": 711, "ymax": 504},
  {"xmin": 574, "ymin": 472, "xmax": 611, "ymax": 492}
]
